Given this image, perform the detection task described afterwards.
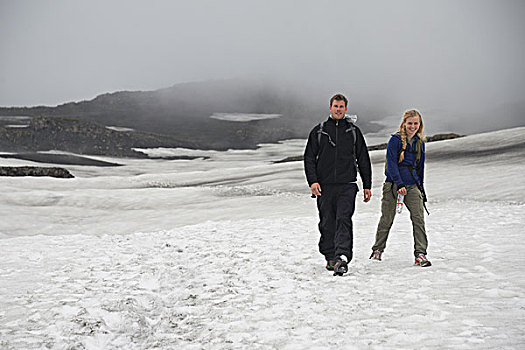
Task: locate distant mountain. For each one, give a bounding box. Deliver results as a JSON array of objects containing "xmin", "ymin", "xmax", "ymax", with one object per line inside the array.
[
  {"xmin": 0, "ymin": 116, "xmax": 191, "ymax": 158},
  {"xmin": 0, "ymin": 80, "xmax": 381, "ymax": 154}
]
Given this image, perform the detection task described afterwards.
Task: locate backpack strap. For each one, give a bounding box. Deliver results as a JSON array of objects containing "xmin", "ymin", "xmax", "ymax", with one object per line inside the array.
[
  {"xmin": 397, "ymin": 137, "xmax": 429, "ymax": 214},
  {"xmin": 402, "ymin": 162, "xmax": 430, "ymax": 215},
  {"xmin": 345, "ymin": 123, "xmax": 357, "ymax": 147},
  {"xmin": 316, "ymin": 121, "xmax": 324, "ymax": 147},
  {"xmin": 414, "ymin": 138, "xmax": 422, "ymax": 165},
  {"xmin": 384, "ymin": 135, "xmax": 422, "ymax": 174},
  {"xmin": 316, "ymin": 121, "xmax": 335, "ymax": 159},
  {"xmin": 345, "ymin": 121, "xmax": 358, "ymax": 171}
]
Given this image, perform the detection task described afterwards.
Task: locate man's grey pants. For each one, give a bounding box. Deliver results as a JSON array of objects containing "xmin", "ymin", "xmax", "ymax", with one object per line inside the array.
[{"xmin": 372, "ymin": 182, "xmax": 428, "ymax": 257}]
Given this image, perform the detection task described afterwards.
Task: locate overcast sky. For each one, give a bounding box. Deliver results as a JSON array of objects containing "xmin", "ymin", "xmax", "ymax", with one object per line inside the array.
[{"xmin": 0, "ymin": 0, "xmax": 523, "ymax": 131}]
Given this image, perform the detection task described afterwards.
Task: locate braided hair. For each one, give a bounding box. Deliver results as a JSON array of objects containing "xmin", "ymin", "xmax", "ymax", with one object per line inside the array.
[{"xmin": 397, "ymin": 109, "xmax": 425, "ymax": 162}]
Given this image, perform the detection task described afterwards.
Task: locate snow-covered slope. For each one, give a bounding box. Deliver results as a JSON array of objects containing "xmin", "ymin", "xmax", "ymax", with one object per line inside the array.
[{"xmin": 1, "ymin": 127, "xmax": 524, "ymax": 349}]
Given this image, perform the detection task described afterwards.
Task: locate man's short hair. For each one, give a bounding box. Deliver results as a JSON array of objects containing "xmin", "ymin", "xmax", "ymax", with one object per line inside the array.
[{"xmin": 330, "ymin": 94, "xmax": 348, "ymax": 108}]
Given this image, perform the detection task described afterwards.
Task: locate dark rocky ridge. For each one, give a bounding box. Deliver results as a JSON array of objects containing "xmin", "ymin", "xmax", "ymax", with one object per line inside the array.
[
  {"xmin": 0, "ymin": 80, "xmax": 381, "ymax": 152},
  {"xmin": 0, "ymin": 153, "xmax": 122, "ymax": 166},
  {"xmin": 0, "ymin": 116, "xmax": 196, "ymax": 158},
  {"xmin": 273, "ymin": 133, "xmax": 464, "ymax": 163},
  {"xmin": 366, "ymin": 133, "xmax": 465, "ymax": 151},
  {"xmin": 0, "ymin": 166, "xmax": 74, "ymax": 178}
]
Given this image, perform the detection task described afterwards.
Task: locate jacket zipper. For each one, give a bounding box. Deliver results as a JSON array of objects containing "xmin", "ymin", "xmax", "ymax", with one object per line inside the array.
[{"xmin": 334, "ymin": 119, "xmax": 338, "ymax": 181}]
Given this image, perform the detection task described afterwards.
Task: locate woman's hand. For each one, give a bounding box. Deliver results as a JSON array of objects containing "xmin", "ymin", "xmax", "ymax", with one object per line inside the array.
[{"xmin": 397, "ymin": 186, "xmax": 407, "ymax": 195}]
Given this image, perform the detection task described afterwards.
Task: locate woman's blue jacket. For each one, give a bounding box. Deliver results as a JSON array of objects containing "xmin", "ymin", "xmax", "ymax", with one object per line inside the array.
[{"xmin": 385, "ymin": 133, "xmax": 425, "ymax": 187}]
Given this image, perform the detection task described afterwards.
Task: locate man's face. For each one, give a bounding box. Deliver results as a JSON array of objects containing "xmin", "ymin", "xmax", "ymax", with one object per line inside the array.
[{"xmin": 329, "ymin": 99, "xmax": 347, "ymax": 119}]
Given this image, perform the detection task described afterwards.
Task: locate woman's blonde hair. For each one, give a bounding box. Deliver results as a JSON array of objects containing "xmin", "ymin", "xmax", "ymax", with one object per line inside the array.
[{"xmin": 398, "ymin": 109, "xmax": 425, "ymax": 162}]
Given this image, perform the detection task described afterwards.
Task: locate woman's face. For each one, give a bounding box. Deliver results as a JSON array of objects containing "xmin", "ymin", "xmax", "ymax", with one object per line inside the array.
[{"xmin": 404, "ymin": 116, "xmax": 420, "ymax": 139}]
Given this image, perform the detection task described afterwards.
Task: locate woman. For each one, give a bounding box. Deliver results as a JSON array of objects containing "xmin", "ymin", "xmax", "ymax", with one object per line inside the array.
[{"xmin": 370, "ymin": 109, "xmax": 431, "ymax": 267}]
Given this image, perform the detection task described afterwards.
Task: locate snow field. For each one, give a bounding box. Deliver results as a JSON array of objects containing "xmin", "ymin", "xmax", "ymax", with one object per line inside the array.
[
  {"xmin": 1, "ymin": 198, "xmax": 524, "ymax": 349},
  {"xmin": 1, "ymin": 127, "xmax": 525, "ymax": 349}
]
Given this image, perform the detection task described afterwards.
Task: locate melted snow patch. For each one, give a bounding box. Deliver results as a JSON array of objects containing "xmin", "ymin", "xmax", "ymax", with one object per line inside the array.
[
  {"xmin": 210, "ymin": 113, "xmax": 281, "ymax": 122},
  {"xmin": 106, "ymin": 126, "xmax": 135, "ymax": 132}
]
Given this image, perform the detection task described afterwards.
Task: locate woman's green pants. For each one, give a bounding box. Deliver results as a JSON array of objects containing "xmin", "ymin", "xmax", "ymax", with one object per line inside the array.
[{"xmin": 372, "ymin": 182, "xmax": 428, "ymax": 257}]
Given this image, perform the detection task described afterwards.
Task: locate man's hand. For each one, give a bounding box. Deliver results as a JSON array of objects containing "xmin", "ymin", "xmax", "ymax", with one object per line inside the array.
[
  {"xmin": 311, "ymin": 183, "xmax": 322, "ymax": 196},
  {"xmin": 363, "ymin": 189, "xmax": 371, "ymax": 202}
]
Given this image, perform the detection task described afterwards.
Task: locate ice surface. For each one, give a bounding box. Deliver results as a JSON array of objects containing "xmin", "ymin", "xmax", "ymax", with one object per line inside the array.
[
  {"xmin": 209, "ymin": 113, "xmax": 282, "ymax": 122},
  {"xmin": 1, "ymin": 127, "xmax": 524, "ymax": 349}
]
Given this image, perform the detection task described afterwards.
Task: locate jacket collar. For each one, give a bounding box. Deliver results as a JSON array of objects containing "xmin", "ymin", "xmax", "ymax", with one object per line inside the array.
[{"xmin": 327, "ymin": 114, "xmax": 357, "ymax": 125}]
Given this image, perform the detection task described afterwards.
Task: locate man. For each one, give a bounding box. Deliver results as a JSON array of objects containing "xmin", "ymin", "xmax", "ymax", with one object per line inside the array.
[{"xmin": 304, "ymin": 94, "xmax": 372, "ymax": 276}]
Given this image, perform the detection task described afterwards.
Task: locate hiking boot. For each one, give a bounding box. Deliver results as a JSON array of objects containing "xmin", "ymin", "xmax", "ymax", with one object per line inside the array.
[
  {"xmin": 414, "ymin": 253, "xmax": 432, "ymax": 267},
  {"xmin": 369, "ymin": 250, "xmax": 382, "ymax": 261},
  {"xmin": 333, "ymin": 255, "xmax": 349, "ymax": 276},
  {"xmin": 325, "ymin": 258, "xmax": 336, "ymax": 271}
]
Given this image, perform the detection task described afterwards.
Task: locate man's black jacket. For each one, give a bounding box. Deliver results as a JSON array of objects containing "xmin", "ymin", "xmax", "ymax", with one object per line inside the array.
[{"xmin": 304, "ymin": 117, "xmax": 372, "ymax": 189}]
